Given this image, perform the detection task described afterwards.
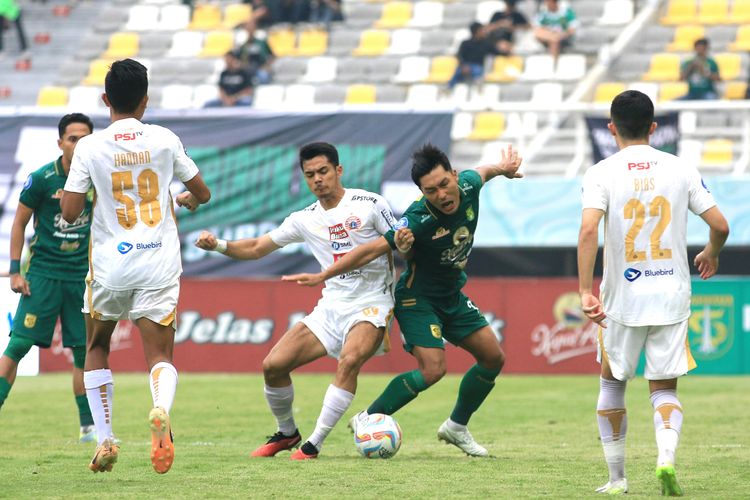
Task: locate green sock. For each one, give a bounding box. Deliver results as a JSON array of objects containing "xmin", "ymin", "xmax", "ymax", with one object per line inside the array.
[
  {"xmin": 0, "ymin": 377, "xmax": 11, "ymax": 409},
  {"xmin": 449, "ymin": 364, "xmax": 500, "ymax": 425},
  {"xmin": 75, "ymin": 394, "xmax": 94, "ymax": 426},
  {"xmin": 368, "ymin": 370, "xmax": 429, "ymax": 415}
]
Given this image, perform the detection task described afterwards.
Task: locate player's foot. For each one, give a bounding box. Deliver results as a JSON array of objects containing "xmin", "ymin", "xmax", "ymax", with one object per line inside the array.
[
  {"xmin": 437, "ymin": 419, "xmax": 488, "ymax": 457},
  {"xmin": 290, "ymin": 441, "xmax": 319, "ymax": 460},
  {"xmin": 89, "ymin": 438, "xmax": 119, "ymax": 473},
  {"xmin": 347, "ymin": 410, "xmax": 368, "ymax": 434},
  {"xmin": 656, "ymin": 464, "xmax": 683, "ymax": 496},
  {"xmin": 149, "ymin": 406, "xmax": 174, "ymax": 474},
  {"xmin": 79, "ymin": 425, "xmax": 96, "ymax": 443},
  {"xmin": 595, "ymin": 478, "xmax": 628, "ymax": 495},
  {"xmin": 250, "ymin": 429, "xmax": 302, "ymax": 457}
]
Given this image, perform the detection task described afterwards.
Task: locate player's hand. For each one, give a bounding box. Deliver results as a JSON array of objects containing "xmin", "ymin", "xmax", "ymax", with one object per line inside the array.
[
  {"xmin": 194, "ymin": 230, "xmax": 218, "ymax": 251},
  {"xmin": 10, "ymin": 274, "xmax": 30, "ymax": 296},
  {"xmin": 581, "ymin": 292, "xmax": 607, "ymax": 328},
  {"xmin": 281, "ymin": 273, "xmax": 325, "ymax": 287},
  {"xmin": 394, "ymin": 228, "xmax": 414, "ymax": 253},
  {"xmin": 694, "ymin": 250, "xmax": 719, "ymax": 280},
  {"xmin": 498, "ymin": 144, "xmax": 523, "ymax": 179},
  {"xmin": 176, "ymin": 192, "xmax": 199, "ymax": 211}
]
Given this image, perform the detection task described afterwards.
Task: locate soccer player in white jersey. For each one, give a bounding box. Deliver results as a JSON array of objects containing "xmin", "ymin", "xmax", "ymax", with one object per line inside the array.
[
  {"xmin": 195, "ymin": 142, "xmax": 413, "ymax": 460},
  {"xmin": 578, "ymin": 90, "xmax": 729, "ymax": 496},
  {"xmin": 60, "ymin": 59, "xmax": 211, "ymax": 474}
]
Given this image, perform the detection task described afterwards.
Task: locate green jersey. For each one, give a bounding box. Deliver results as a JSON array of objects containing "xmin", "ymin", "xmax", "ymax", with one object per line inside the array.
[
  {"xmin": 384, "ymin": 169, "xmax": 482, "ymax": 299},
  {"xmin": 19, "ymin": 157, "xmax": 92, "ymax": 281}
]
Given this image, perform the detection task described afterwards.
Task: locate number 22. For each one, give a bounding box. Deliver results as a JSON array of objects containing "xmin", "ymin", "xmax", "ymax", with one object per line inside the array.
[
  {"xmin": 111, "ymin": 169, "xmax": 162, "ymax": 230},
  {"xmin": 623, "ymin": 196, "xmax": 672, "ymax": 263}
]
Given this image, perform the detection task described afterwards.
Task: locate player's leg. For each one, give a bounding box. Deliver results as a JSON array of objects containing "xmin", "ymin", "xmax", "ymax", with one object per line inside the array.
[{"xmin": 0, "ymin": 337, "xmax": 34, "ymax": 409}]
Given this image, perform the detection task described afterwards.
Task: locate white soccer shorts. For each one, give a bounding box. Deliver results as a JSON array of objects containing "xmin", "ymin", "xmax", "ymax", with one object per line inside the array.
[
  {"xmin": 83, "ymin": 278, "xmax": 179, "ymax": 328},
  {"xmin": 301, "ymin": 294, "xmax": 394, "ymax": 359},
  {"xmin": 597, "ymin": 319, "xmax": 697, "ymax": 381}
]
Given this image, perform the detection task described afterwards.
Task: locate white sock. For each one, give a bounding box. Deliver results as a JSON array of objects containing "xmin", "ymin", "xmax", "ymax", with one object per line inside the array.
[
  {"xmin": 308, "ymin": 384, "xmax": 354, "ymax": 450},
  {"xmin": 597, "ymin": 377, "xmax": 627, "ymax": 481},
  {"xmin": 446, "ymin": 419, "xmax": 467, "ymax": 432},
  {"xmin": 84, "ymin": 369, "xmax": 115, "ymax": 445},
  {"xmin": 264, "ymin": 384, "xmax": 296, "ymax": 436},
  {"xmin": 650, "ymin": 389, "xmax": 683, "ymax": 466},
  {"xmin": 149, "ymin": 362, "xmax": 178, "ymax": 413}
]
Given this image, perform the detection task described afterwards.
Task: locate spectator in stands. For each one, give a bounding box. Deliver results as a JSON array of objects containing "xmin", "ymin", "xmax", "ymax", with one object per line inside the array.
[
  {"xmin": 533, "ymin": 0, "xmax": 578, "ymax": 61},
  {"xmin": 237, "ymin": 17, "xmax": 275, "ymax": 85},
  {"xmin": 204, "ymin": 50, "xmax": 254, "ymax": 107},
  {"xmin": 680, "ymin": 38, "xmax": 720, "ymax": 100},
  {"xmin": 0, "ymin": 0, "xmax": 28, "ymax": 57},
  {"xmin": 486, "ymin": 0, "xmax": 530, "ymax": 56},
  {"xmin": 309, "ymin": 0, "xmax": 343, "ymax": 31},
  {"xmin": 448, "ymin": 22, "xmax": 493, "ymax": 89}
]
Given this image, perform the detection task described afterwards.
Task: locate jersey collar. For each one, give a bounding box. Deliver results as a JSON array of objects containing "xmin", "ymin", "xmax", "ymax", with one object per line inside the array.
[{"xmin": 54, "ymin": 156, "xmax": 65, "ymax": 177}]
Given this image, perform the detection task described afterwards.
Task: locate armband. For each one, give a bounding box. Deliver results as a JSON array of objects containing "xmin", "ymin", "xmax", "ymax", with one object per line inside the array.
[
  {"xmin": 9, "ymin": 259, "xmax": 21, "ymax": 274},
  {"xmin": 215, "ymin": 239, "xmax": 228, "ymax": 254}
]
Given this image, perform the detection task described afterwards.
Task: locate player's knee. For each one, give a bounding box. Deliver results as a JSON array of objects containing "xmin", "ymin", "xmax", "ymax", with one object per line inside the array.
[
  {"xmin": 421, "ymin": 364, "xmax": 446, "ymax": 386},
  {"xmin": 261, "ymin": 355, "xmax": 288, "ymax": 380},
  {"xmin": 336, "ymin": 353, "xmax": 365, "ymax": 378},
  {"xmin": 3, "ymin": 336, "xmax": 35, "ymax": 363}
]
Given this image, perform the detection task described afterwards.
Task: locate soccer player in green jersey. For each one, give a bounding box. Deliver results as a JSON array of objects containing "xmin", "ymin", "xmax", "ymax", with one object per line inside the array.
[
  {"xmin": 1, "ymin": 113, "xmax": 96, "ymax": 442},
  {"xmin": 284, "ymin": 143, "xmax": 523, "ymax": 456}
]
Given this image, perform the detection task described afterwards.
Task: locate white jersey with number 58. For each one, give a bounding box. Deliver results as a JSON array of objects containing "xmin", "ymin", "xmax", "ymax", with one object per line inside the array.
[
  {"xmin": 581, "ymin": 144, "xmax": 715, "ymax": 326},
  {"xmin": 65, "ymin": 118, "xmax": 200, "ymax": 291}
]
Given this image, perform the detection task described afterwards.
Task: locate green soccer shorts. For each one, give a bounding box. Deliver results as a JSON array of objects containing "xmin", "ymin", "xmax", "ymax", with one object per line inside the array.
[
  {"xmin": 394, "ymin": 290, "xmax": 489, "ymax": 351},
  {"xmin": 10, "ymin": 274, "xmax": 86, "ymax": 348}
]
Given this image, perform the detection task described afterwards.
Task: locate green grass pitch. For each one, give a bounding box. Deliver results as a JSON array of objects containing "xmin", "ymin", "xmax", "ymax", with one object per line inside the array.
[{"xmin": 0, "ymin": 373, "xmax": 746, "ymax": 498}]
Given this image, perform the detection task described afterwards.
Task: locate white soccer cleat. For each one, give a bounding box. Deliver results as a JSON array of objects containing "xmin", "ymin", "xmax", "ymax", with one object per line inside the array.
[
  {"xmin": 595, "ymin": 478, "xmax": 628, "ymax": 495},
  {"xmin": 347, "ymin": 410, "xmax": 368, "ymax": 434},
  {"xmin": 437, "ymin": 419, "xmax": 488, "ymax": 457}
]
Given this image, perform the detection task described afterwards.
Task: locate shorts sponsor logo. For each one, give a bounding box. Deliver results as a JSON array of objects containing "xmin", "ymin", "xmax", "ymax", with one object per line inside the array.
[
  {"xmin": 688, "ymin": 294, "xmax": 734, "ymax": 361},
  {"xmin": 22, "ymin": 175, "xmax": 32, "ymax": 190},
  {"xmin": 362, "ymin": 307, "xmax": 379, "ymax": 317},
  {"xmin": 530, "ymin": 292, "xmax": 598, "ymax": 365},
  {"xmin": 465, "ymin": 206, "xmax": 475, "ymax": 221},
  {"xmin": 624, "ymin": 268, "xmax": 641, "ymax": 282},
  {"xmin": 432, "ymin": 227, "xmax": 449, "ymax": 240},
  {"xmin": 394, "ymin": 217, "xmax": 409, "ymax": 229},
  {"xmin": 430, "ymin": 324, "xmax": 442, "ymax": 339},
  {"xmin": 329, "ymin": 223, "xmax": 349, "ymax": 240},
  {"xmin": 24, "ymin": 313, "xmax": 37, "ymax": 328},
  {"xmin": 345, "ymin": 216, "xmax": 362, "ymax": 230},
  {"xmin": 136, "ymin": 241, "xmax": 162, "ymax": 250},
  {"xmin": 331, "ymin": 241, "xmax": 352, "ymax": 251},
  {"xmin": 117, "ymin": 242, "xmax": 133, "ymax": 254}
]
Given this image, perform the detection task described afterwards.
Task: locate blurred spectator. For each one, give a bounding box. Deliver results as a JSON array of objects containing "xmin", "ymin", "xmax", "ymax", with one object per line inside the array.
[
  {"xmin": 448, "ymin": 22, "xmax": 493, "ymax": 89},
  {"xmin": 237, "ymin": 18, "xmax": 275, "ymax": 84},
  {"xmin": 247, "ymin": 0, "xmax": 310, "ymax": 26},
  {"xmin": 680, "ymin": 38, "xmax": 720, "ymax": 100},
  {"xmin": 486, "ymin": 0, "xmax": 530, "ymax": 56},
  {"xmin": 204, "ymin": 50, "xmax": 254, "ymax": 107},
  {"xmin": 0, "ymin": 0, "xmax": 29, "ymax": 57},
  {"xmin": 309, "ymin": 0, "xmax": 343, "ymax": 30},
  {"xmin": 533, "ymin": 0, "xmax": 578, "ymax": 61},
  {"xmin": 245, "ymin": 0, "xmax": 273, "ymax": 28}
]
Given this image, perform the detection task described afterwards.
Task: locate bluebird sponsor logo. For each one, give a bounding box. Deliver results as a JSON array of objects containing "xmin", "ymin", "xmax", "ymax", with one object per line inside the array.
[
  {"xmin": 624, "ymin": 268, "xmax": 641, "ymax": 282},
  {"xmin": 645, "ymin": 268, "xmax": 674, "ymax": 277},
  {"xmin": 136, "ymin": 241, "xmax": 162, "ymax": 250},
  {"xmin": 395, "ymin": 217, "xmax": 409, "ymax": 229},
  {"xmin": 117, "ymin": 242, "xmax": 133, "ymax": 254}
]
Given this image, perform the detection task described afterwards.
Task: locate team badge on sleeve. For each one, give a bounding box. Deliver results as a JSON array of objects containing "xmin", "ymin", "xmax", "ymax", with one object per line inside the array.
[
  {"xmin": 22, "ymin": 175, "xmax": 32, "ymax": 190},
  {"xmin": 395, "ymin": 217, "xmax": 409, "ymax": 229}
]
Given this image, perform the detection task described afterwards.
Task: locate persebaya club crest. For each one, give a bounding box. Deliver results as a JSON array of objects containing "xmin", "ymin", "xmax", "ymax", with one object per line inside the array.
[
  {"xmin": 688, "ymin": 295, "xmax": 734, "ymax": 360},
  {"xmin": 466, "ymin": 206, "xmax": 475, "ymax": 221}
]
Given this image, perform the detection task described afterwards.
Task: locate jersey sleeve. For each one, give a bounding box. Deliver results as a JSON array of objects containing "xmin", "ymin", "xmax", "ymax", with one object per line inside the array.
[
  {"xmin": 268, "ymin": 213, "xmax": 304, "ymax": 247},
  {"xmin": 687, "ymin": 168, "xmax": 716, "ymax": 215},
  {"xmin": 372, "ymin": 194, "xmax": 397, "ymax": 235},
  {"xmin": 383, "ymin": 205, "xmax": 425, "ymax": 250},
  {"xmin": 581, "ymin": 166, "xmax": 608, "ymax": 211},
  {"xmin": 65, "ymin": 145, "xmax": 93, "ymax": 194},
  {"xmin": 172, "ymin": 135, "xmax": 200, "ymax": 183},
  {"xmin": 460, "ymin": 169, "xmax": 483, "ymax": 194},
  {"xmin": 18, "ymin": 170, "xmax": 44, "ymax": 209}
]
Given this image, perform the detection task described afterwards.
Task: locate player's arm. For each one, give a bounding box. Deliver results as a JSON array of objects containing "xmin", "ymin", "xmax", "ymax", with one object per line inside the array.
[
  {"xmin": 176, "ymin": 173, "xmax": 211, "ymax": 211},
  {"xmin": 693, "ymin": 206, "xmax": 730, "ymax": 280},
  {"xmin": 60, "ymin": 191, "xmax": 87, "ymax": 224},
  {"xmin": 9, "ymin": 202, "xmax": 33, "ymax": 295},
  {"xmin": 474, "ymin": 144, "xmax": 523, "ymax": 184},
  {"xmin": 577, "ymin": 207, "xmax": 606, "ymax": 326},
  {"xmin": 195, "ymin": 230, "xmax": 280, "ymax": 260}
]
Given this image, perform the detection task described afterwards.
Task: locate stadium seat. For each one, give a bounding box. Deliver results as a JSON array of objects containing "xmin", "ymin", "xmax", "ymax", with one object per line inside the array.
[
  {"xmin": 484, "ymin": 56, "xmax": 523, "ymax": 83},
  {"xmin": 104, "ymin": 32, "xmax": 139, "ymax": 59},
  {"xmin": 375, "ymin": 1, "xmax": 413, "ymax": 28},
  {"xmin": 36, "ymin": 86, "xmax": 68, "ymax": 107},
  {"xmin": 376, "ymin": 85, "xmax": 407, "ymax": 103},
  {"xmin": 200, "ymin": 31, "xmax": 234, "ymax": 57},
  {"xmin": 462, "ymin": 84, "xmax": 501, "ymax": 111},
  {"xmin": 334, "ymin": 57, "xmax": 369, "ymax": 83},
  {"xmin": 729, "ymin": 25, "xmax": 750, "ymax": 51},
  {"xmin": 346, "ymin": 3, "xmax": 382, "ymax": 29},
  {"xmin": 423, "ymin": 56, "xmax": 457, "ymax": 83},
  {"xmin": 159, "ymin": 5, "xmax": 190, "ymax": 30},
  {"xmin": 599, "ymin": 0, "xmax": 634, "ymax": 25},
  {"xmin": 192, "ymin": 84, "xmax": 219, "ymax": 108},
  {"xmin": 420, "ymin": 30, "xmax": 453, "ymax": 56},
  {"xmin": 160, "ymin": 84, "xmax": 193, "ymax": 109},
  {"xmin": 661, "ymin": 0, "xmax": 697, "ymax": 25},
  {"xmin": 594, "ymin": 82, "xmax": 626, "ymax": 103},
  {"xmin": 724, "ymin": 81, "xmax": 747, "ymax": 99},
  {"xmin": 167, "ymin": 31, "xmax": 204, "ymax": 58},
  {"xmin": 150, "ymin": 59, "xmax": 184, "ymax": 85},
  {"xmin": 406, "ymin": 83, "xmax": 439, "ymax": 106},
  {"xmin": 442, "ymin": 3, "xmax": 475, "ymax": 29},
  {"xmin": 658, "ymin": 81, "xmax": 688, "ymax": 101},
  {"xmin": 520, "ymin": 54, "xmax": 555, "ymax": 81},
  {"xmin": 409, "ymin": 1, "xmax": 443, "ymax": 28},
  {"xmin": 353, "ymin": 30, "xmax": 390, "ymax": 56},
  {"xmin": 223, "ymin": 3, "xmax": 252, "ymax": 29},
  {"xmin": 475, "ymin": 0, "xmax": 505, "ymax": 24},
  {"xmin": 715, "ymin": 53, "xmax": 742, "ymax": 80},
  {"xmin": 296, "ymin": 30, "xmax": 328, "ymax": 56},
  {"xmin": 369, "ymin": 57, "xmax": 401, "ymax": 82},
  {"xmin": 253, "ymin": 84, "xmax": 285, "ymax": 108},
  {"xmin": 642, "ymin": 53, "xmax": 681, "ymax": 81},
  {"xmin": 83, "ymin": 59, "xmax": 113, "ymax": 86},
  {"xmin": 468, "ymin": 112, "xmax": 505, "ymax": 141},
  {"xmin": 267, "ymin": 29, "xmax": 297, "ymax": 57},
  {"xmin": 730, "ymin": 0, "xmax": 750, "ymax": 23},
  {"xmin": 531, "ymin": 82, "xmax": 563, "ymax": 104},
  {"xmin": 554, "ymin": 54, "xmax": 586, "ymax": 81},
  {"xmin": 302, "ymin": 56, "xmax": 337, "ymax": 83},
  {"xmin": 666, "ymin": 25, "xmax": 705, "ymax": 52},
  {"xmin": 125, "ymin": 5, "xmax": 159, "ymax": 31},
  {"xmin": 284, "ymin": 84, "xmax": 316, "ymax": 106},
  {"xmin": 272, "ymin": 58, "xmax": 307, "ymax": 84},
  {"xmin": 451, "ymin": 112, "xmax": 473, "ymax": 140},
  {"xmin": 67, "ymin": 86, "xmax": 103, "ymax": 110},
  {"xmin": 388, "ymin": 29, "xmax": 421, "ymax": 55},
  {"xmin": 315, "ymin": 85, "xmax": 347, "ymax": 104},
  {"xmin": 628, "ymin": 82, "xmax": 659, "ymax": 102},
  {"xmin": 701, "ymin": 138, "xmax": 733, "ymax": 167},
  {"xmin": 345, "ymin": 84, "xmax": 377, "ymax": 104},
  {"xmin": 679, "ymin": 111, "xmax": 697, "ymax": 133},
  {"xmin": 698, "ymin": 0, "xmax": 729, "ymax": 24},
  {"xmin": 190, "ymin": 4, "xmax": 221, "ymax": 30}
]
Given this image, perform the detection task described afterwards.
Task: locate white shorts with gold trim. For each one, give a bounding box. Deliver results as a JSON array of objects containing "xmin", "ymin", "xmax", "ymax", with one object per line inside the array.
[{"xmin": 83, "ymin": 278, "xmax": 179, "ymax": 328}]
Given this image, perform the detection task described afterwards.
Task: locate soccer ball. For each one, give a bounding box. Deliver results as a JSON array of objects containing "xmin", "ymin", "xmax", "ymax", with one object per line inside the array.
[{"xmin": 353, "ymin": 413, "xmax": 402, "ymax": 459}]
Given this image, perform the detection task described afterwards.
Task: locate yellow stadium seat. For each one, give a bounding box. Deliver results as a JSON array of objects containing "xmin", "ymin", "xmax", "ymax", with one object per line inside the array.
[
  {"xmin": 376, "ymin": 1, "xmax": 413, "ymax": 28},
  {"xmin": 661, "ymin": 0, "xmax": 697, "ymax": 25},
  {"xmin": 83, "ymin": 59, "xmax": 113, "ymax": 86},
  {"xmin": 36, "ymin": 86, "xmax": 68, "ymax": 107},
  {"xmin": 666, "ymin": 25, "xmax": 705, "ymax": 52},
  {"xmin": 267, "ymin": 29, "xmax": 297, "ymax": 57},
  {"xmin": 730, "ymin": 0, "xmax": 750, "ymax": 23},
  {"xmin": 484, "ymin": 56, "xmax": 523, "ymax": 83},
  {"xmin": 223, "ymin": 3, "xmax": 252, "ymax": 29},
  {"xmin": 424, "ymin": 55, "xmax": 457, "ymax": 83},
  {"xmin": 594, "ymin": 82, "xmax": 627, "ymax": 103},
  {"xmin": 698, "ymin": 0, "xmax": 729, "ymax": 24},
  {"xmin": 103, "ymin": 32, "xmax": 139, "ymax": 59},
  {"xmin": 190, "ymin": 4, "xmax": 222, "ymax": 30},
  {"xmin": 658, "ymin": 82, "xmax": 688, "ymax": 101},
  {"xmin": 345, "ymin": 84, "xmax": 377, "ymax": 104},
  {"xmin": 715, "ymin": 52, "xmax": 741, "ymax": 80},
  {"xmin": 296, "ymin": 30, "xmax": 328, "ymax": 56},
  {"xmin": 643, "ymin": 53, "xmax": 681, "ymax": 81},
  {"xmin": 352, "ymin": 29, "xmax": 390, "ymax": 56},
  {"xmin": 729, "ymin": 25, "xmax": 750, "ymax": 51},
  {"xmin": 468, "ymin": 112, "xmax": 505, "ymax": 141},
  {"xmin": 200, "ymin": 30, "xmax": 234, "ymax": 57},
  {"xmin": 701, "ymin": 139, "xmax": 733, "ymax": 166},
  {"xmin": 724, "ymin": 81, "xmax": 748, "ymax": 99}
]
